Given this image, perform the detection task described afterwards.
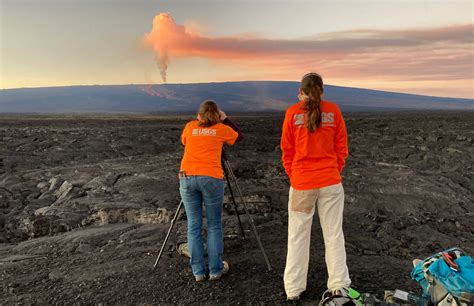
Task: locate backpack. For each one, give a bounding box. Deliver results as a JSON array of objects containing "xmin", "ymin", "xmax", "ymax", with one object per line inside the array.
[
  {"xmin": 319, "ymin": 288, "xmax": 364, "ymax": 306},
  {"xmin": 411, "ymin": 247, "xmax": 474, "ymax": 305}
]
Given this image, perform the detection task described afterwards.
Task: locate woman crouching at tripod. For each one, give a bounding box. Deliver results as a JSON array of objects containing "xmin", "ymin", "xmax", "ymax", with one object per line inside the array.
[
  {"xmin": 179, "ymin": 100, "xmax": 242, "ymax": 282},
  {"xmin": 281, "ymin": 73, "xmax": 359, "ymax": 304}
]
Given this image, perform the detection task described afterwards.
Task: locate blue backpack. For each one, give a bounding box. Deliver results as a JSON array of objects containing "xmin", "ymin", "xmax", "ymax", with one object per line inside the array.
[{"xmin": 411, "ymin": 247, "xmax": 474, "ymax": 305}]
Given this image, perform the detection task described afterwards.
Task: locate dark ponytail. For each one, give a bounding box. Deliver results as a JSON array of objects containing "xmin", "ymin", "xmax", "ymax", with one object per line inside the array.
[{"xmin": 301, "ymin": 73, "xmax": 323, "ymax": 132}]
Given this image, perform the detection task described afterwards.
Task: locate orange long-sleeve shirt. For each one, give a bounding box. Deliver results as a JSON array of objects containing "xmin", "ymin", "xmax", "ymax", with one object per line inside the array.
[
  {"xmin": 180, "ymin": 120, "xmax": 238, "ymax": 179},
  {"xmin": 280, "ymin": 100, "xmax": 348, "ymax": 190}
]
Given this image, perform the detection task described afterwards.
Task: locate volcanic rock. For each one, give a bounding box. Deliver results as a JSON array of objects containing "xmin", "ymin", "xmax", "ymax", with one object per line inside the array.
[{"xmin": 0, "ymin": 112, "xmax": 472, "ymax": 304}]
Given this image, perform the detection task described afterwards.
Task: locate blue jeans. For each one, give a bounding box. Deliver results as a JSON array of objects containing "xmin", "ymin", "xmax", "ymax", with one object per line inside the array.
[{"xmin": 179, "ymin": 175, "xmax": 225, "ymax": 277}]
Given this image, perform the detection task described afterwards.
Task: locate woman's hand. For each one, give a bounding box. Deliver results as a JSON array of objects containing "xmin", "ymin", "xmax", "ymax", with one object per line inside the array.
[{"xmin": 219, "ymin": 110, "xmax": 227, "ymax": 121}]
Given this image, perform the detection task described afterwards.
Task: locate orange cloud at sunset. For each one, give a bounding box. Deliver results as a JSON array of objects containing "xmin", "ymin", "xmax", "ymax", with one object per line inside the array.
[{"xmin": 143, "ymin": 13, "xmax": 473, "ymax": 98}]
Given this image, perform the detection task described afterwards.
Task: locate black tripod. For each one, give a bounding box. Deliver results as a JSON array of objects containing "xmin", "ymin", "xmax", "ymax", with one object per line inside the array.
[
  {"xmin": 153, "ymin": 150, "xmax": 272, "ymax": 271},
  {"xmin": 221, "ymin": 150, "xmax": 272, "ymax": 271}
]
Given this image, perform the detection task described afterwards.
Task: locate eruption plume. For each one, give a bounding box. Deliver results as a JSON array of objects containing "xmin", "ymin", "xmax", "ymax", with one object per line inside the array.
[
  {"xmin": 155, "ymin": 51, "xmax": 168, "ymax": 83},
  {"xmin": 143, "ymin": 13, "xmax": 177, "ymax": 83},
  {"xmin": 142, "ymin": 13, "xmax": 473, "ymax": 98}
]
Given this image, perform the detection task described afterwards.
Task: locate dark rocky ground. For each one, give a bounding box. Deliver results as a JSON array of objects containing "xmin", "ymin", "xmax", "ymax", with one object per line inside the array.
[{"xmin": 0, "ymin": 112, "xmax": 473, "ymax": 304}]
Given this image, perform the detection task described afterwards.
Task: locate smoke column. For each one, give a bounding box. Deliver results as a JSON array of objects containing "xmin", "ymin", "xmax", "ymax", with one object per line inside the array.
[
  {"xmin": 156, "ymin": 51, "xmax": 168, "ymax": 83},
  {"xmin": 143, "ymin": 13, "xmax": 177, "ymax": 83}
]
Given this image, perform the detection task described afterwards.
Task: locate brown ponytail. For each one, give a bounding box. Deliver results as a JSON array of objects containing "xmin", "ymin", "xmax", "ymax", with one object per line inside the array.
[
  {"xmin": 301, "ymin": 73, "xmax": 324, "ymax": 132},
  {"xmin": 197, "ymin": 100, "xmax": 220, "ymax": 127}
]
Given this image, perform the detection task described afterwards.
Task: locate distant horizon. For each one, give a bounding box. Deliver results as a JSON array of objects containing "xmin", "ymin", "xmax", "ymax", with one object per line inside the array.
[{"xmin": 2, "ymin": 80, "xmax": 473, "ymax": 101}]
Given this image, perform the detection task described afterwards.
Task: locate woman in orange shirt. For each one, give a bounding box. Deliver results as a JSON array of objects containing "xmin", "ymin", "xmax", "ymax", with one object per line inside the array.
[
  {"xmin": 179, "ymin": 100, "xmax": 242, "ymax": 282},
  {"xmin": 280, "ymin": 73, "xmax": 353, "ymax": 302}
]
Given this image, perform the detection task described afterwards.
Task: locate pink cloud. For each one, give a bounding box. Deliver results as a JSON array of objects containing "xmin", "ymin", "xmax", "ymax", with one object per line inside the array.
[{"xmin": 142, "ymin": 13, "xmax": 473, "ymax": 97}]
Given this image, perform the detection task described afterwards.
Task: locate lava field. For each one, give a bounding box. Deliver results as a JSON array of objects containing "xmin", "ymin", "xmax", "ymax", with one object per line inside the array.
[{"xmin": 1, "ymin": 112, "xmax": 473, "ymax": 304}]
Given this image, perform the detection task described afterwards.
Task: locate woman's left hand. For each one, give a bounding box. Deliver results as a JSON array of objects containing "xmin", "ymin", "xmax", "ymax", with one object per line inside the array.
[{"xmin": 219, "ymin": 110, "xmax": 227, "ymax": 121}]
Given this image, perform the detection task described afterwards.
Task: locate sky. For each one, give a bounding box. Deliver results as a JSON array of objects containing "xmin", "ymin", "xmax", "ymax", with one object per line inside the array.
[{"xmin": 0, "ymin": 0, "xmax": 473, "ymax": 98}]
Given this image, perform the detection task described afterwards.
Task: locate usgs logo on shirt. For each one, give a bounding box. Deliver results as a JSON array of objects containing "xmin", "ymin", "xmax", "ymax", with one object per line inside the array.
[
  {"xmin": 294, "ymin": 112, "xmax": 335, "ymax": 127},
  {"xmin": 192, "ymin": 128, "xmax": 217, "ymax": 136}
]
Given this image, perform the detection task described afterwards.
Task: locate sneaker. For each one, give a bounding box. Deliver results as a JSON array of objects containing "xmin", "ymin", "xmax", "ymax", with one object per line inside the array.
[
  {"xmin": 286, "ymin": 294, "xmax": 300, "ymax": 301},
  {"xmin": 209, "ymin": 261, "xmax": 229, "ymax": 281},
  {"xmin": 195, "ymin": 275, "xmax": 206, "ymax": 282}
]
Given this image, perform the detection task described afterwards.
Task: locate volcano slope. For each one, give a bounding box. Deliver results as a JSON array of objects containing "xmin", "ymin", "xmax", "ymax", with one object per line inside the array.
[{"xmin": 0, "ymin": 112, "xmax": 473, "ymax": 304}]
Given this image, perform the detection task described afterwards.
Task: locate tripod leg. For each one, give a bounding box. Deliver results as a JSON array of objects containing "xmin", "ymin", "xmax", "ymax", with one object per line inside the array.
[
  {"xmin": 224, "ymin": 170, "xmax": 246, "ymax": 239},
  {"xmin": 224, "ymin": 159, "xmax": 272, "ymax": 271},
  {"xmin": 153, "ymin": 200, "xmax": 184, "ymax": 270}
]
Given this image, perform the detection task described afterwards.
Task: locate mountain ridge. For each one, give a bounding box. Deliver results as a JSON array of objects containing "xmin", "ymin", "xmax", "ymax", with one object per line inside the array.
[{"xmin": 1, "ymin": 81, "xmax": 472, "ymax": 113}]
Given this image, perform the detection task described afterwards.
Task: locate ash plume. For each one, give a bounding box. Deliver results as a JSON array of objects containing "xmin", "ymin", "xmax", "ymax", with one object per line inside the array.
[
  {"xmin": 143, "ymin": 13, "xmax": 176, "ymax": 83},
  {"xmin": 142, "ymin": 13, "xmax": 473, "ymax": 97},
  {"xmin": 155, "ymin": 51, "xmax": 168, "ymax": 83}
]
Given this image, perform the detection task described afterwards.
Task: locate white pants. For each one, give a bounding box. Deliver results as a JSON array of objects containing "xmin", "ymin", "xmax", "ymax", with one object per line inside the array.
[{"xmin": 284, "ymin": 183, "xmax": 351, "ymax": 297}]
